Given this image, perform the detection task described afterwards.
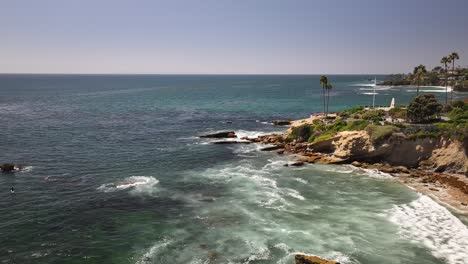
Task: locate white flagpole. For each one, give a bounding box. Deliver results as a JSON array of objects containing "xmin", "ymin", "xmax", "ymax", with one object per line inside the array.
[{"xmin": 372, "ymin": 77, "xmax": 376, "ymax": 108}]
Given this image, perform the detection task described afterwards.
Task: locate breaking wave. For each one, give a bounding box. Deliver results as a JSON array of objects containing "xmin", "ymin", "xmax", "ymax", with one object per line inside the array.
[{"xmin": 389, "ymin": 195, "xmax": 468, "ymax": 264}]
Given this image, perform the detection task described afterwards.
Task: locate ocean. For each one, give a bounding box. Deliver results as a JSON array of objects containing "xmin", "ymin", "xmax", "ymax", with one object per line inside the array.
[{"xmin": 0, "ymin": 74, "xmax": 467, "ymax": 264}]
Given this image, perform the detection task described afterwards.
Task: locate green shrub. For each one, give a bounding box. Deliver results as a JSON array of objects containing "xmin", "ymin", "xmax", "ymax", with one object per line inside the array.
[
  {"xmin": 435, "ymin": 122, "xmax": 468, "ymax": 141},
  {"xmin": 408, "ymin": 131, "xmax": 441, "ymax": 140},
  {"xmin": 289, "ymin": 124, "xmax": 314, "ymax": 142},
  {"xmin": 361, "ymin": 109, "xmax": 385, "ymax": 123},
  {"xmin": 450, "ymin": 100, "xmax": 465, "ymax": 109},
  {"xmin": 365, "ymin": 125, "xmax": 399, "ymax": 143},
  {"xmin": 327, "ymin": 119, "xmax": 347, "ymax": 132},
  {"xmin": 343, "ymin": 120, "xmax": 370, "ymax": 131},
  {"xmin": 407, "ymin": 94, "xmax": 442, "ymax": 123},
  {"xmin": 389, "ymin": 106, "xmax": 407, "ymax": 120},
  {"xmin": 448, "ymin": 106, "xmax": 468, "ymax": 123},
  {"xmin": 338, "ymin": 106, "xmax": 364, "ymax": 118},
  {"xmin": 311, "ymin": 132, "xmax": 335, "ymax": 144}
]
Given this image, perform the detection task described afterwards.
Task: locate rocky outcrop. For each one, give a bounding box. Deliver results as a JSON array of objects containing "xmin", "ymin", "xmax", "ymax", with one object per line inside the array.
[
  {"xmin": 200, "ymin": 131, "xmax": 237, "ymax": 138},
  {"xmin": 295, "ymin": 254, "xmax": 339, "ymax": 264},
  {"xmin": 245, "ymin": 121, "xmax": 467, "ymax": 176},
  {"xmin": 272, "ymin": 120, "xmax": 291, "ymax": 126},
  {"xmin": 306, "ymin": 131, "xmax": 442, "ymax": 168}
]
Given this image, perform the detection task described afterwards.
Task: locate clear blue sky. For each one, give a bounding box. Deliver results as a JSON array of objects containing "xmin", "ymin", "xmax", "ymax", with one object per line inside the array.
[{"xmin": 1, "ymin": 0, "xmax": 467, "ymax": 74}]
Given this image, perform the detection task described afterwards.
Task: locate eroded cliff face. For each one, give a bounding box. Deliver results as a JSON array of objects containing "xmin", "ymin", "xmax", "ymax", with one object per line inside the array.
[
  {"xmin": 424, "ymin": 140, "xmax": 468, "ymax": 175},
  {"xmin": 307, "ymin": 130, "xmax": 466, "ymax": 173}
]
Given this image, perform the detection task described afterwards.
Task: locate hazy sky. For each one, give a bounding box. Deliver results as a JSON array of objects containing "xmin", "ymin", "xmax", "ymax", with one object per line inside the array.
[{"xmin": 1, "ymin": 0, "xmax": 467, "ymax": 74}]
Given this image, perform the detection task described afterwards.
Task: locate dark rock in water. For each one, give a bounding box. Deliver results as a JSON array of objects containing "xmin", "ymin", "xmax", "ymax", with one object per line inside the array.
[
  {"xmin": 283, "ymin": 164, "xmax": 289, "ymax": 167},
  {"xmin": 260, "ymin": 145, "xmax": 283, "ymax": 151},
  {"xmin": 290, "ymin": 161, "xmax": 305, "ymax": 167},
  {"xmin": 211, "ymin": 141, "xmax": 251, "ymax": 144},
  {"xmin": 277, "ymin": 150, "xmax": 284, "ymax": 155},
  {"xmin": 1, "ymin": 163, "xmax": 16, "ymax": 172},
  {"xmin": 272, "ymin": 120, "xmax": 291, "ymax": 126},
  {"xmin": 199, "ymin": 243, "xmax": 208, "ymax": 249},
  {"xmin": 200, "ymin": 131, "xmax": 237, "ymax": 138},
  {"xmin": 225, "ymin": 121, "xmax": 233, "ymax": 124},
  {"xmin": 295, "ymin": 254, "xmax": 340, "ymax": 264}
]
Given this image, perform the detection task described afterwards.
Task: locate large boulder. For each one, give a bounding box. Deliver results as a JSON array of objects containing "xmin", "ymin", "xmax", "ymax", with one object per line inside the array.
[
  {"xmin": 200, "ymin": 131, "xmax": 237, "ymax": 138},
  {"xmin": 295, "ymin": 254, "xmax": 340, "ymax": 264}
]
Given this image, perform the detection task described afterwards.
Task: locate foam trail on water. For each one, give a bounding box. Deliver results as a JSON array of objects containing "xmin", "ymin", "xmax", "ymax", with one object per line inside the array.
[
  {"xmin": 98, "ymin": 176, "xmax": 159, "ymax": 195},
  {"xmin": 389, "ymin": 195, "xmax": 468, "ymax": 264}
]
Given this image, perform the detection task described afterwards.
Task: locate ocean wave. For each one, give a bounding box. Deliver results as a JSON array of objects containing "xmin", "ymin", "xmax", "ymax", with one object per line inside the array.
[
  {"xmin": 197, "ymin": 161, "xmax": 305, "ymax": 211},
  {"xmin": 360, "ymin": 92, "xmax": 378, "ymax": 95},
  {"xmin": 388, "ymin": 195, "xmax": 468, "ymax": 264},
  {"xmin": 98, "ymin": 176, "xmax": 159, "ymax": 194},
  {"xmin": 406, "ymin": 89, "xmax": 453, "ymax": 93},
  {"xmin": 350, "ymin": 83, "xmax": 376, "ymax": 87}
]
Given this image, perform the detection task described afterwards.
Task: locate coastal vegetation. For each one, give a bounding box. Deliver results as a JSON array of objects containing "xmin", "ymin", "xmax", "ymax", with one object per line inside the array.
[{"xmin": 286, "ymin": 95, "xmax": 466, "ymax": 147}]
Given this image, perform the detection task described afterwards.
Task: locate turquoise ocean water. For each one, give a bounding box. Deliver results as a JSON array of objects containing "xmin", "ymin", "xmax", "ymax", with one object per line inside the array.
[{"xmin": 0, "ymin": 74, "xmax": 467, "ymax": 264}]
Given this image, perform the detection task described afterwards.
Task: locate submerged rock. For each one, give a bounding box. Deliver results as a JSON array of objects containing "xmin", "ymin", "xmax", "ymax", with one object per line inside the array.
[
  {"xmin": 211, "ymin": 141, "xmax": 250, "ymax": 144},
  {"xmin": 1, "ymin": 163, "xmax": 16, "ymax": 172},
  {"xmin": 290, "ymin": 161, "xmax": 305, "ymax": 167},
  {"xmin": 200, "ymin": 131, "xmax": 237, "ymax": 138},
  {"xmin": 295, "ymin": 254, "xmax": 340, "ymax": 264},
  {"xmin": 260, "ymin": 145, "xmax": 283, "ymax": 151},
  {"xmin": 272, "ymin": 120, "xmax": 291, "ymax": 126}
]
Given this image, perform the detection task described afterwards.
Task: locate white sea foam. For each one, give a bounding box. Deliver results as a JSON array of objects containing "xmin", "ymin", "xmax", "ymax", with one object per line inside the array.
[
  {"xmin": 350, "ymin": 83, "xmax": 376, "ymax": 87},
  {"xmin": 360, "ymin": 92, "xmax": 378, "ymax": 95},
  {"xmin": 360, "ymin": 168, "xmax": 393, "ymax": 179},
  {"xmin": 199, "ymin": 160, "xmax": 305, "ymax": 211},
  {"xmin": 136, "ymin": 238, "xmax": 172, "ymax": 264},
  {"xmin": 235, "ymin": 130, "xmax": 283, "ymax": 139},
  {"xmin": 98, "ymin": 176, "xmax": 159, "ymax": 194},
  {"xmin": 293, "ymin": 178, "xmax": 308, "ymax": 184},
  {"xmin": 388, "ymin": 195, "xmax": 468, "ymax": 264},
  {"xmin": 405, "ymin": 85, "xmax": 453, "ymax": 93},
  {"xmin": 19, "ymin": 166, "xmax": 33, "ymax": 172}
]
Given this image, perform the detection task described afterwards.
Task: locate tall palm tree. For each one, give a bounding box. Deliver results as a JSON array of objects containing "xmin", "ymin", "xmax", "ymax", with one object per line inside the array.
[
  {"xmin": 326, "ymin": 83, "xmax": 333, "ymax": 117},
  {"xmin": 319, "ymin": 75, "xmax": 328, "ymax": 118},
  {"xmin": 449, "ymin": 52, "xmax": 459, "ymax": 102},
  {"xmin": 449, "ymin": 52, "xmax": 459, "ymax": 72},
  {"xmin": 412, "ymin": 64, "xmax": 427, "ymax": 96},
  {"xmin": 440, "ymin": 56, "xmax": 449, "ymax": 105}
]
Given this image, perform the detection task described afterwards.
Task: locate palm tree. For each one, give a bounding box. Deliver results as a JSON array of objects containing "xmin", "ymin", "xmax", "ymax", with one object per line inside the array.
[
  {"xmin": 449, "ymin": 52, "xmax": 459, "ymax": 72},
  {"xmin": 412, "ymin": 64, "xmax": 427, "ymax": 96},
  {"xmin": 319, "ymin": 75, "xmax": 328, "ymax": 118},
  {"xmin": 449, "ymin": 52, "xmax": 459, "ymax": 102},
  {"xmin": 326, "ymin": 83, "xmax": 333, "ymax": 117},
  {"xmin": 440, "ymin": 56, "xmax": 449, "ymax": 105}
]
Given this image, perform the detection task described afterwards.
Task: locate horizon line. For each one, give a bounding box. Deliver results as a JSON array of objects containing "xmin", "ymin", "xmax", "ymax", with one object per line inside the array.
[{"xmin": 0, "ymin": 72, "xmax": 397, "ymax": 76}]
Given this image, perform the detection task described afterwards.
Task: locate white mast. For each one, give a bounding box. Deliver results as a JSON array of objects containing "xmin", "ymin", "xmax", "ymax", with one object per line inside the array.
[{"xmin": 372, "ymin": 77, "xmax": 376, "ymax": 108}]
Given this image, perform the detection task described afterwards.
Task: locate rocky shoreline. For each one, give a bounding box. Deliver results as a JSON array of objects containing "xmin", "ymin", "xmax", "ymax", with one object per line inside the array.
[
  {"xmin": 248, "ymin": 131, "xmax": 468, "ymax": 214},
  {"xmin": 201, "ymin": 119, "xmax": 468, "ymax": 214}
]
